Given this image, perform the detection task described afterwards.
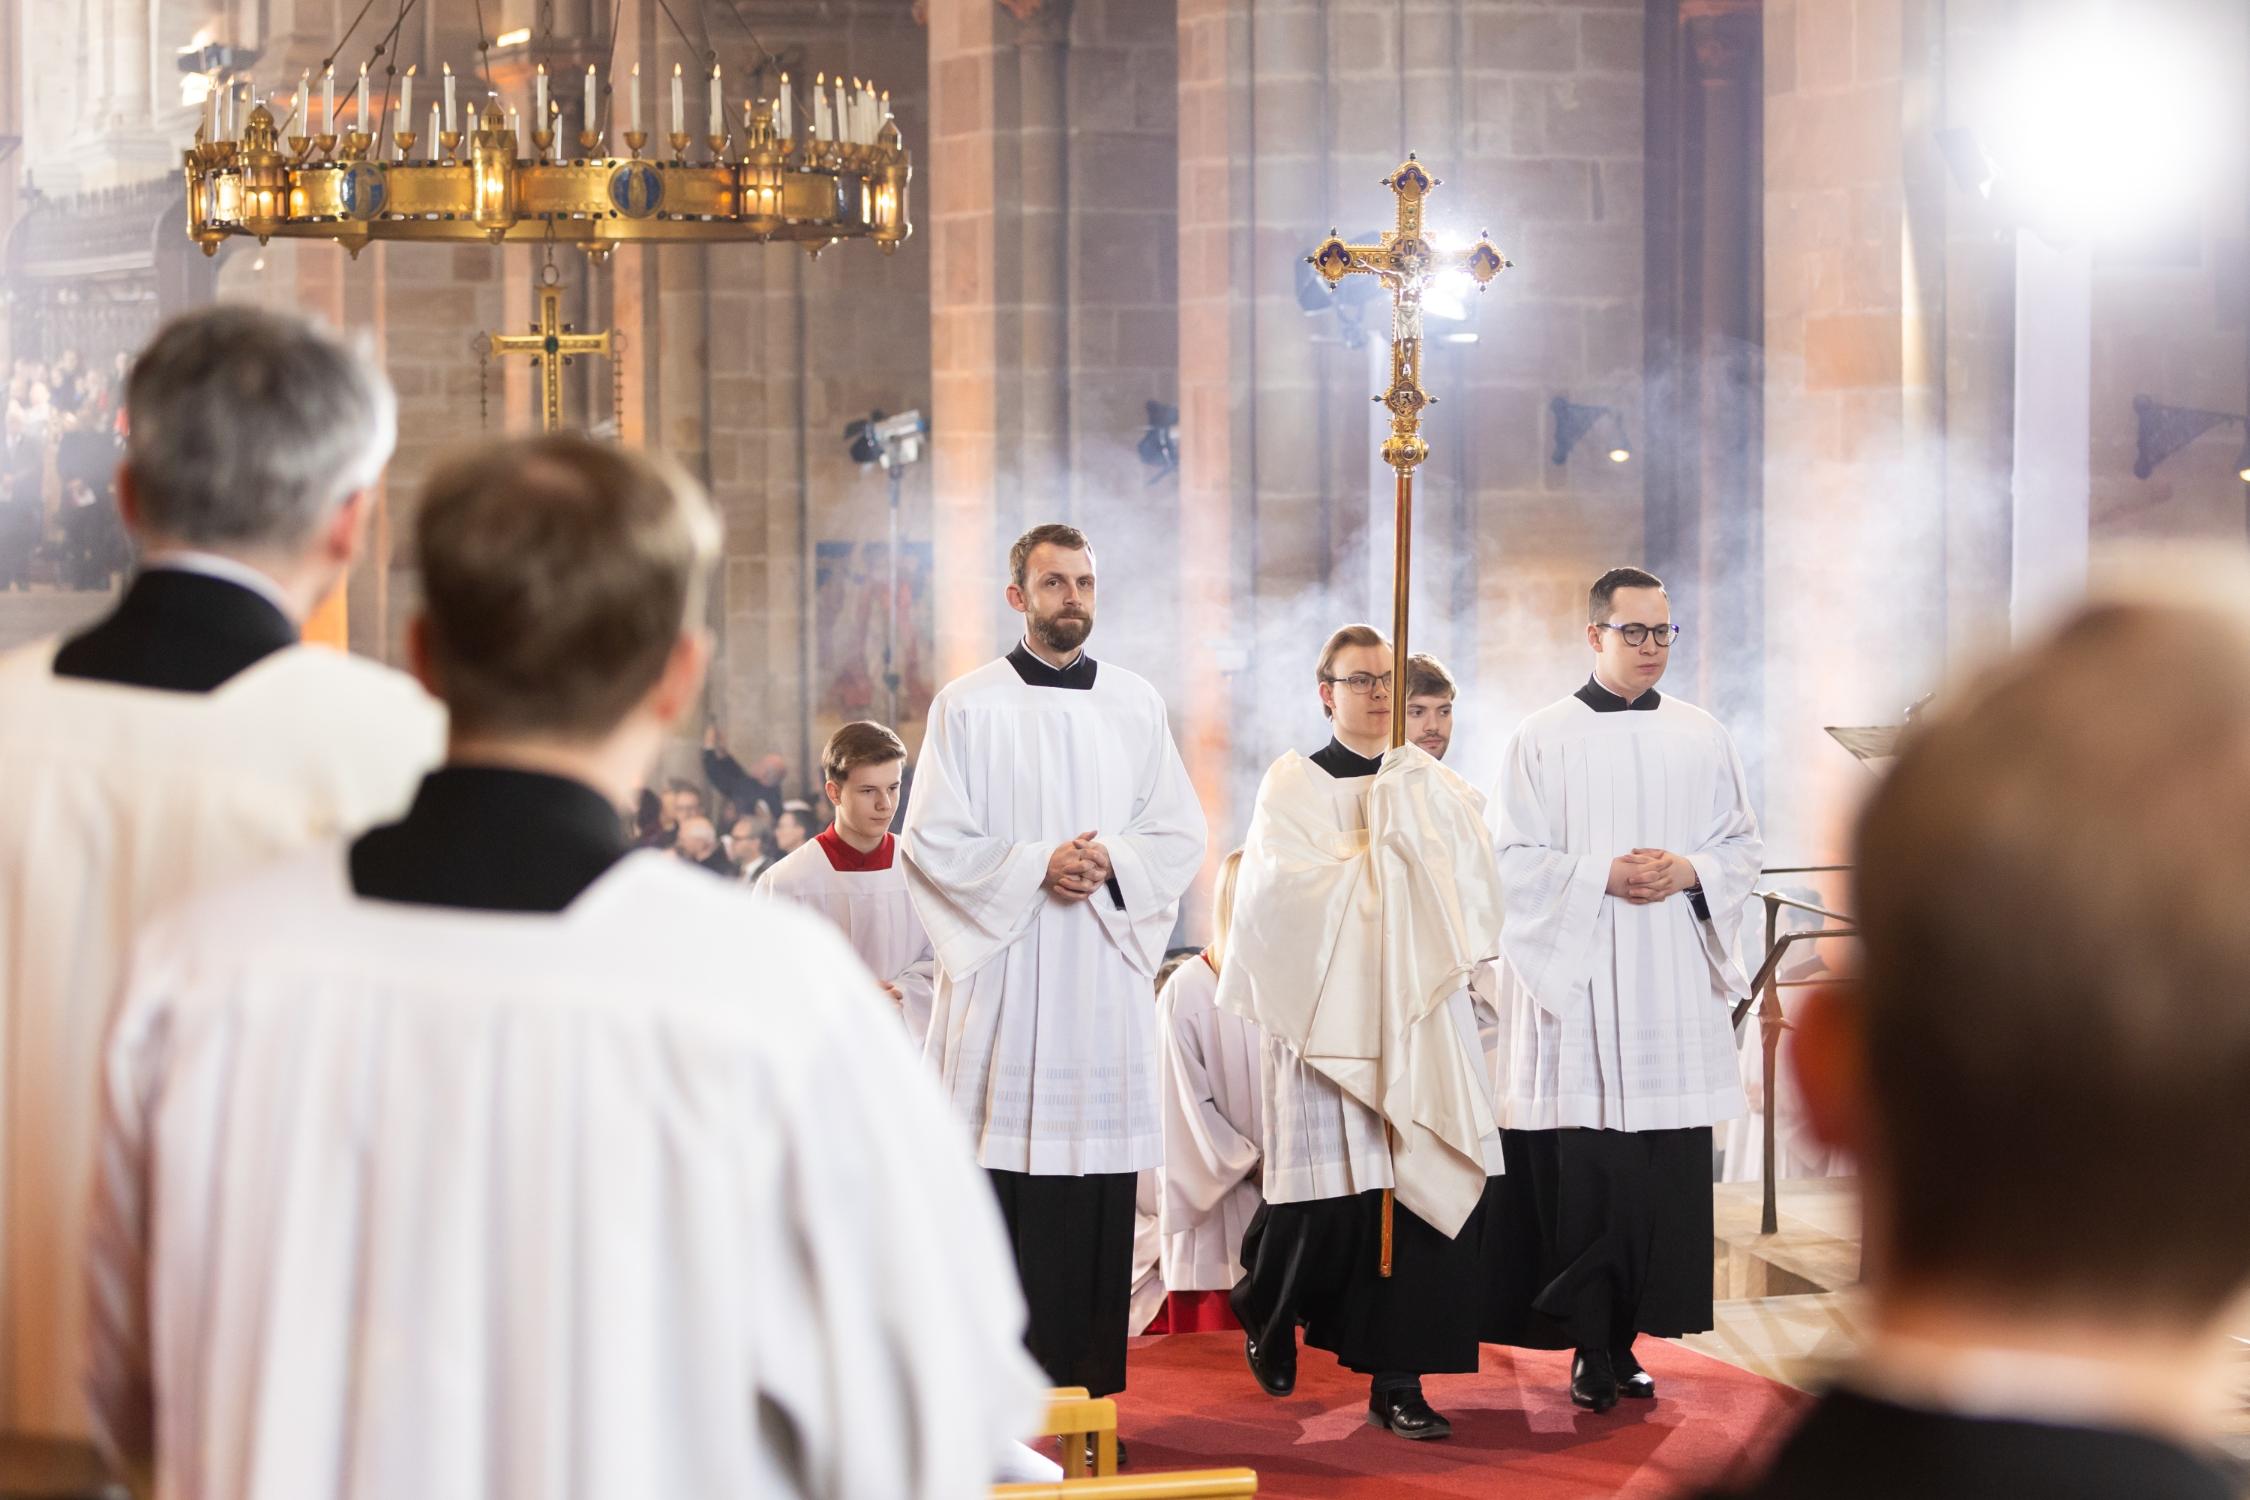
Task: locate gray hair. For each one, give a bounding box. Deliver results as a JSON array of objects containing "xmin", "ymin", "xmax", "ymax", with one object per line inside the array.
[{"xmin": 124, "ymin": 305, "xmax": 396, "ymax": 551}]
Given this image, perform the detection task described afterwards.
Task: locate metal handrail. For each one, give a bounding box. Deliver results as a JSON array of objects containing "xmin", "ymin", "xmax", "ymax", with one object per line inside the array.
[{"xmin": 1733, "ymin": 881, "xmax": 1859, "ymax": 1234}]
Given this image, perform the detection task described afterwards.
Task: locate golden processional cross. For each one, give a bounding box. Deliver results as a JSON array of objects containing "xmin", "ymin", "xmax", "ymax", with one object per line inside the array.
[
  {"xmin": 484, "ymin": 278, "xmax": 615, "ymax": 433},
  {"xmin": 1307, "ymin": 154, "xmax": 1510, "ymax": 1276}
]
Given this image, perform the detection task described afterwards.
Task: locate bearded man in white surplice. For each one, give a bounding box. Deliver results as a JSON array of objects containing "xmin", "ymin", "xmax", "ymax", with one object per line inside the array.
[
  {"xmin": 904, "ymin": 523, "xmax": 1208, "ymax": 1404},
  {"xmin": 85, "ymin": 435, "xmax": 1045, "ymax": 1500},
  {"xmin": 753, "ymin": 719, "xmax": 937, "ymax": 1045},
  {"xmin": 0, "ymin": 308, "xmax": 441, "ymax": 1448},
  {"xmin": 1481, "ymin": 566, "xmax": 1763, "ymax": 1415},
  {"xmin": 1220, "ymin": 627, "xmax": 1503, "ymax": 1442}
]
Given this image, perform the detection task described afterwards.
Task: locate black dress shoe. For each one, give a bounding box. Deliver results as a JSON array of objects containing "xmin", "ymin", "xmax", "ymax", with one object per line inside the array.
[
  {"xmin": 1613, "ymin": 1343, "xmax": 1656, "ymax": 1399},
  {"xmin": 1570, "ymin": 1348, "xmax": 1619, "ymax": 1413},
  {"xmin": 1366, "ymin": 1386, "xmax": 1453, "ymax": 1440},
  {"xmin": 1245, "ymin": 1329, "xmax": 1296, "ymax": 1397}
]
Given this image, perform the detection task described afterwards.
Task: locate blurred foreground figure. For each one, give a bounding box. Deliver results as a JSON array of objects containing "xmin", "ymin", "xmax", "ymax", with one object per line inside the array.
[
  {"xmin": 0, "ymin": 307, "xmax": 441, "ymax": 1445},
  {"xmin": 85, "ymin": 436, "xmax": 1044, "ymax": 1500},
  {"xmin": 1694, "ymin": 595, "xmax": 2250, "ymax": 1500}
]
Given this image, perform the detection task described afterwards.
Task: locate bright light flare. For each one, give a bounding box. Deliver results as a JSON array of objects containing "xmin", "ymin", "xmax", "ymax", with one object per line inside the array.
[{"xmin": 1983, "ymin": 3, "xmax": 2231, "ymax": 243}]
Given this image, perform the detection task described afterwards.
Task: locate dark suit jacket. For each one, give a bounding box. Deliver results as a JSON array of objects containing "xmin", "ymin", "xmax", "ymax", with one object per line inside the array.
[
  {"xmin": 1690, "ymin": 1390, "xmax": 2239, "ymax": 1500},
  {"xmin": 53, "ymin": 568, "xmax": 298, "ymax": 692}
]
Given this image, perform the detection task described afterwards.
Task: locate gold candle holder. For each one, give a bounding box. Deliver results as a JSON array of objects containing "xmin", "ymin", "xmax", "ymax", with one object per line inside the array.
[
  {"xmin": 392, "ymin": 129, "xmax": 416, "ymax": 161},
  {"xmin": 706, "ymin": 133, "xmax": 728, "ymax": 161},
  {"xmin": 439, "ymin": 129, "xmax": 463, "ymax": 160},
  {"xmin": 531, "ymin": 127, "xmax": 555, "ymax": 157},
  {"xmin": 287, "ymin": 134, "xmax": 313, "ymax": 163},
  {"xmin": 341, "ymin": 130, "xmax": 372, "ymax": 161},
  {"xmin": 668, "ymin": 130, "xmax": 691, "ymax": 163},
  {"xmin": 623, "ymin": 129, "xmax": 647, "ymax": 159},
  {"xmin": 578, "ymin": 128, "xmax": 600, "ymax": 157},
  {"xmin": 314, "ymin": 132, "xmax": 338, "ymax": 160}
]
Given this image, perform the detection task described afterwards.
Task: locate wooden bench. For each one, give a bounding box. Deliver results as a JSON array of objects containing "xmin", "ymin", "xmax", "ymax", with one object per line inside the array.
[{"xmin": 993, "ymin": 1472, "xmax": 1259, "ymax": 1499}]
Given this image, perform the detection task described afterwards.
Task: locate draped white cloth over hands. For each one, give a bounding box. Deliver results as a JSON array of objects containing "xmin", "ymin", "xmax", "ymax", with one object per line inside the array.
[
  {"xmin": 1215, "ymin": 745, "xmax": 1503, "ymax": 1238},
  {"xmin": 1490, "ymin": 692, "xmax": 1763, "ymax": 1130},
  {"xmin": 752, "ymin": 838, "xmax": 938, "ymax": 1047},
  {"xmin": 84, "ymin": 851, "xmax": 1046, "ymax": 1500},
  {"xmin": 1154, "ymin": 955, "xmax": 1265, "ymax": 1292},
  {"xmin": 0, "ymin": 641, "xmax": 440, "ymax": 1441},
  {"xmin": 903, "ymin": 657, "xmax": 1207, "ymax": 1174}
]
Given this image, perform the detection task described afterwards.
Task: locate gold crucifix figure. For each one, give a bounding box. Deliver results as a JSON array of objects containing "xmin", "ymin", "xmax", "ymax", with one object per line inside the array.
[
  {"xmin": 485, "ymin": 277, "xmax": 615, "ymax": 433},
  {"xmin": 1306, "ymin": 154, "xmax": 1509, "ymax": 1276}
]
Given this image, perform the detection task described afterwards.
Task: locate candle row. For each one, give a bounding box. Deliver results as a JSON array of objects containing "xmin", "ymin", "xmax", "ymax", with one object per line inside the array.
[{"xmin": 202, "ymin": 61, "xmax": 896, "ymax": 156}]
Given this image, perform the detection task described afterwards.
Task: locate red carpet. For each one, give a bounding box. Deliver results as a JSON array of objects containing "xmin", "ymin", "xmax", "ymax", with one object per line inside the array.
[{"xmin": 1113, "ymin": 1332, "xmax": 1806, "ymax": 1499}]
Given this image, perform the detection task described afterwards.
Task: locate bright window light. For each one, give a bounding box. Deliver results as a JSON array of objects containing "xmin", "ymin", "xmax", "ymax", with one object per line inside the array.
[{"xmin": 1983, "ymin": 1, "xmax": 2229, "ymax": 243}]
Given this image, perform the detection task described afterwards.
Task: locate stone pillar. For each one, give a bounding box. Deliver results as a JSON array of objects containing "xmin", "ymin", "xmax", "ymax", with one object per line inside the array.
[
  {"xmin": 1763, "ymin": 0, "xmax": 1947, "ymax": 865},
  {"xmin": 926, "ymin": 0, "xmax": 1075, "ymax": 682},
  {"xmin": 1644, "ymin": 0, "xmax": 1762, "ymax": 760}
]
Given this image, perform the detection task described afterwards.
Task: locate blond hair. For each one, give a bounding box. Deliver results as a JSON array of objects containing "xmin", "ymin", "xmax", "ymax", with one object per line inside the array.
[
  {"xmin": 415, "ymin": 434, "xmax": 720, "ymax": 739},
  {"xmin": 1316, "ymin": 623, "xmax": 1390, "ymax": 719},
  {"xmin": 1206, "ymin": 848, "xmax": 1246, "ymax": 973}
]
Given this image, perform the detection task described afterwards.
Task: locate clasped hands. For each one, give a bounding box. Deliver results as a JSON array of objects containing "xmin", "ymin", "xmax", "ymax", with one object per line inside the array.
[
  {"xmin": 1043, "ymin": 832, "xmax": 1114, "ymax": 904},
  {"xmin": 1607, "ymin": 848, "xmax": 1696, "ymax": 905}
]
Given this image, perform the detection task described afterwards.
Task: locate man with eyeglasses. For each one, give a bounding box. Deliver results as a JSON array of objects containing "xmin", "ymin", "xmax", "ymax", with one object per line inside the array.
[
  {"xmin": 1480, "ymin": 565, "xmax": 1763, "ymax": 1414},
  {"xmin": 1219, "ymin": 625, "xmax": 1502, "ymax": 1441}
]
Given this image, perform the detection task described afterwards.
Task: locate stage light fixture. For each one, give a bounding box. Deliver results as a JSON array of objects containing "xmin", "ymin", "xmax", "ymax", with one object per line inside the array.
[
  {"xmin": 1138, "ymin": 400, "xmax": 1181, "ymax": 485},
  {"xmin": 1552, "ymin": 397, "xmax": 1632, "ymax": 467},
  {"xmin": 2132, "ymin": 394, "xmax": 2246, "ymax": 481}
]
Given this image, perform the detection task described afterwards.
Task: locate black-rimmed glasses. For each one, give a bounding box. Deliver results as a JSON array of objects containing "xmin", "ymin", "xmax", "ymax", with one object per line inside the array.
[
  {"xmin": 1321, "ymin": 672, "xmax": 1393, "ymax": 695},
  {"xmin": 1596, "ymin": 622, "xmax": 1683, "ymax": 647}
]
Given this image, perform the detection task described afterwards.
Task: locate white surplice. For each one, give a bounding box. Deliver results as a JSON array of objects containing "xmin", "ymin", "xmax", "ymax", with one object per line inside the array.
[
  {"xmin": 902, "ymin": 656, "xmax": 1207, "ymax": 1175},
  {"xmin": 1216, "ymin": 746, "xmax": 1501, "ymax": 1237},
  {"xmin": 1154, "ymin": 955, "xmax": 1265, "ymax": 1292},
  {"xmin": 0, "ymin": 641, "xmax": 442, "ymax": 1440},
  {"xmin": 752, "ymin": 836, "xmax": 937, "ymax": 1047},
  {"xmin": 85, "ymin": 850, "xmax": 1045, "ymax": 1500},
  {"xmin": 1490, "ymin": 691, "xmax": 1764, "ymax": 1131}
]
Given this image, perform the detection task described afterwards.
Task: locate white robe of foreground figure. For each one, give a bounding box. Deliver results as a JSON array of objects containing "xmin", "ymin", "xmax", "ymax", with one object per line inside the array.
[
  {"xmin": 1490, "ymin": 695, "xmax": 1761, "ymax": 1130},
  {"xmin": 85, "ymin": 851, "xmax": 1044, "ymax": 1500},
  {"xmin": 904, "ymin": 655, "xmax": 1206, "ymax": 1176},
  {"xmin": 0, "ymin": 642, "xmax": 439, "ymax": 1438},
  {"xmin": 1154, "ymin": 954, "xmax": 1265, "ymax": 1293},
  {"xmin": 754, "ymin": 829, "xmax": 938, "ymax": 1047}
]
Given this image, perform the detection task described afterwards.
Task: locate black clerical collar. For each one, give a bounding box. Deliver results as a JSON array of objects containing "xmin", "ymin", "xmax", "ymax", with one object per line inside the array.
[
  {"xmin": 1311, "ymin": 737, "xmax": 1386, "ymax": 778},
  {"xmin": 1007, "ymin": 639, "xmax": 1098, "ymax": 690},
  {"xmin": 350, "ymin": 765, "xmax": 628, "ymax": 913},
  {"xmin": 1576, "ymin": 675, "xmax": 1662, "ymax": 713},
  {"xmin": 52, "ymin": 570, "xmax": 298, "ymax": 693}
]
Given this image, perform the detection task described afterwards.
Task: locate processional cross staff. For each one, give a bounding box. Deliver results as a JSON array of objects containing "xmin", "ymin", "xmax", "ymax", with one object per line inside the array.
[{"xmin": 1306, "ymin": 154, "xmax": 1510, "ymax": 1275}]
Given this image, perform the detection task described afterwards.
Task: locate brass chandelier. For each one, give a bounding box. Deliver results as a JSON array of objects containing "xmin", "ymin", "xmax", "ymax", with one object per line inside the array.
[{"xmin": 185, "ymin": 49, "xmax": 912, "ymax": 262}]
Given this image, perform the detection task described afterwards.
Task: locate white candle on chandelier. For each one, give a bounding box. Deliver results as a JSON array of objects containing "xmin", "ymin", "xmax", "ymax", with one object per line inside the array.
[
  {"xmin": 507, "ymin": 103, "xmax": 520, "ymax": 148},
  {"xmin": 709, "ymin": 64, "xmax": 722, "ymax": 138},
  {"xmin": 833, "ymin": 75, "xmax": 847, "ymax": 146},
  {"xmin": 356, "ymin": 61, "xmax": 368, "ymax": 133},
  {"xmin": 671, "ymin": 63, "xmax": 684, "ymax": 137},
  {"xmin": 296, "ymin": 71, "xmax": 309, "ymax": 134},
  {"xmin": 428, "ymin": 101, "xmax": 441, "ymax": 158},
  {"xmin": 777, "ymin": 72, "xmax": 792, "ymax": 140},
  {"xmin": 202, "ymin": 74, "xmax": 215, "ymax": 141},
  {"xmin": 881, "ymin": 88, "xmax": 892, "ymax": 138},
  {"xmin": 584, "ymin": 65, "xmax": 597, "ymax": 140},
  {"xmin": 323, "ymin": 66, "xmax": 335, "ymax": 137},
  {"xmin": 401, "ymin": 65, "xmax": 414, "ymax": 132},
  {"xmin": 864, "ymin": 79, "xmax": 877, "ymax": 143},
  {"xmin": 628, "ymin": 63, "xmax": 640, "ymax": 134},
  {"xmin": 535, "ymin": 63, "xmax": 547, "ymax": 131},
  {"xmin": 551, "ymin": 102, "xmax": 565, "ymax": 160},
  {"xmin": 812, "ymin": 71, "xmax": 827, "ymax": 141},
  {"xmin": 443, "ymin": 62, "xmax": 456, "ymax": 135}
]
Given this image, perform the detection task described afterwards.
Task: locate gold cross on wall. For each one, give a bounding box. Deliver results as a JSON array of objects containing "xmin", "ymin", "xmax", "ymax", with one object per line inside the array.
[{"xmin": 484, "ymin": 282, "xmax": 615, "ymax": 433}]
